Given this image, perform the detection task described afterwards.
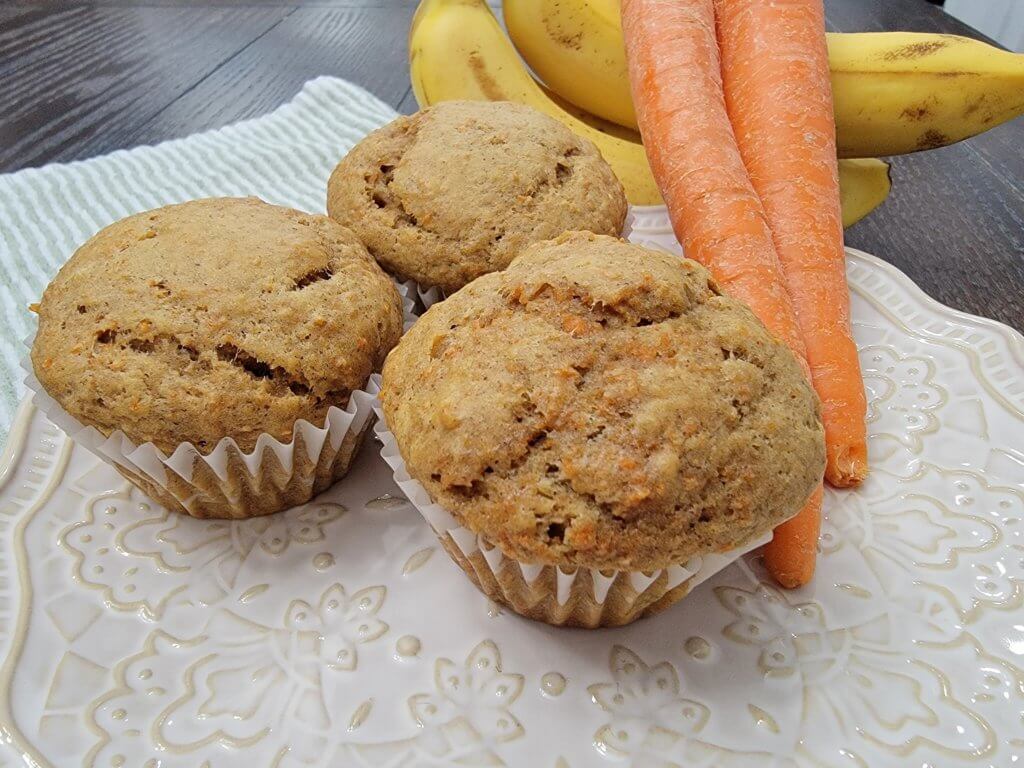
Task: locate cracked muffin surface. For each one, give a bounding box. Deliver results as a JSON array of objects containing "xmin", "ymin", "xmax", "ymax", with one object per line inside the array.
[
  {"xmin": 326, "ymin": 100, "xmax": 628, "ymax": 294},
  {"xmin": 32, "ymin": 197, "xmax": 404, "ymax": 455},
  {"xmin": 380, "ymin": 232, "xmax": 825, "ymax": 571}
]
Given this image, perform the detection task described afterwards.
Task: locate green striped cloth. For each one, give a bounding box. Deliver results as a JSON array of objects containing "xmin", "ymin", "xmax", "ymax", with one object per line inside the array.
[{"xmin": 0, "ymin": 78, "xmax": 398, "ymax": 446}]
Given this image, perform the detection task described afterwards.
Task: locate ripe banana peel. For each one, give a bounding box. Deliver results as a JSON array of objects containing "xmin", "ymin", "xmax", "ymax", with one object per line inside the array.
[
  {"xmin": 504, "ymin": 0, "xmax": 636, "ymax": 128},
  {"xmin": 409, "ymin": 0, "xmax": 891, "ymax": 225},
  {"xmin": 830, "ymin": 33, "xmax": 1024, "ymax": 156},
  {"xmin": 503, "ymin": 0, "xmax": 1024, "ymax": 157}
]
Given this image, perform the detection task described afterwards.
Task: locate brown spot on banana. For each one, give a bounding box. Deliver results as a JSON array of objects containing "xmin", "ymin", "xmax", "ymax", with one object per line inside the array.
[
  {"xmin": 963, "ymin": 95, "xmax": 987, "ymax": 118},
  {"xmin": 917, "ymin": 129, "xmax": 949, "ymax": 150},
  {"xmin": 468, "ymin": 51, "xmax": 508, "ymax": 100},
  {"xmin": 542, "ymin": 13, "xmax": 584, "ymax": 50},
  {"xmin": 882, "ymin": 39, "xmax": 951, "ymax": 61},
  {"xmin": 900, "ymin": 104, "xmax": 932, "ymax": 121}
]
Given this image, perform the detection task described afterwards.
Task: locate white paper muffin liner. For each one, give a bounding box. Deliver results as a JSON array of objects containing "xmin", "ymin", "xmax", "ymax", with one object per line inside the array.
[
  {"xmin": 374, "ymin": 407, "xmax": 771, "ymax": 628},
  {"xmin": 398, "ymin": 278, "xmax": 445, "ymax": 313},
  {"xmin": 21, "ymin": 288, "xmax": 417, "ymax": 520},
  {"xmin": 621, "ymin": 206, "xmax": 638, "ymax": 240}
]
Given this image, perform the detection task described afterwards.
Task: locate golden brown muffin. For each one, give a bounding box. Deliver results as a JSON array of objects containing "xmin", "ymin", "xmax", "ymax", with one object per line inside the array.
[
  {"xmin": 32, "ymin": 197, "xmax": 404, "ymax": 518},
  {"xmin": 381, "ymin": 233, "xmax": 824, "ymax": 573},
  {"xmin": 326, "ymin": 101, "xmax": 628, "ymax": 294}
]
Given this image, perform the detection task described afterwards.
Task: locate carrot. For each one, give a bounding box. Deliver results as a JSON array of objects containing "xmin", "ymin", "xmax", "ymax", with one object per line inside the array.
[
  {"xmin": 715, "ymin": 0, "xmax": 868, "ymax": 488},
  {"xmin": 621, "ymin": 0, "xmax": 822, "ymax": 586},
  {"xmin": 621, "ymin": 0, "xmax": 806, "ymax": 356},
  {"xmin": 764, "ymin": 486, "xmax": 823, "ymax": 589}
]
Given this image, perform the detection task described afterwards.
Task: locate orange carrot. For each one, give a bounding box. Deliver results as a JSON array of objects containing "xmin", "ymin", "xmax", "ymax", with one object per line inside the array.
[
  {"xmin": 621, "ymin": 0, "xmax": 806, "ymax": 356},
  {"xmin": 621, "ymin": 0, "xmax": 822, "ymax": 586},
  {"xmin": 764, "ymin": 485, "xmax": 823, "ymax": 589},
  {"xmin": 715, "ymin": 0, "xmax": 868, "ymax": 488}
]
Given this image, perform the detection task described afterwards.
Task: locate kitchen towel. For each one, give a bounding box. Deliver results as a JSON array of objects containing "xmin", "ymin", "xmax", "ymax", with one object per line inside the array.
[{"xmin": 0, "ymin": 77, "xmax": 399, "ymax": 444}]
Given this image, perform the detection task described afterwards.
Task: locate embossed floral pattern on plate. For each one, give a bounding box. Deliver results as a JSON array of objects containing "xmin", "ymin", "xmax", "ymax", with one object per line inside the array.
[{"xmin": 2, "ymin": 212, "xmax": 1024, "ymax": 767}]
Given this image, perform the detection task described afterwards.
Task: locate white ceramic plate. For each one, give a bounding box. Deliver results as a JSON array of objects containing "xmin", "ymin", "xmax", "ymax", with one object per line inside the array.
[{"xmin": 2, "ymin": 211, "xmax": 1023, "ymax": 768}]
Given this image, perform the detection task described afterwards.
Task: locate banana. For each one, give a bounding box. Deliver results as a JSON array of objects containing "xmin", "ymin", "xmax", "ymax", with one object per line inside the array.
[
  {"xmin": 503, "ymin": 0, "xmax": 1024, "ymax": 156},
  {"xmin": 503, "ymin": 0, "xmax": 635, "ymax": 128},
  {"xmin": 837, "ymin": 159, "xmax": 892, "ymax": 228},
  {"xmin": 830, "ymin": 33, "xmax": 1024, "ymax": 156},
  {"xmin": 409, "ymin": 0, "xmax": 891, "ymax": 225}
]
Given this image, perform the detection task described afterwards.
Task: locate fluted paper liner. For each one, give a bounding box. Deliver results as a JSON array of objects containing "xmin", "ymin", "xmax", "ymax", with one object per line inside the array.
[
  {"xmin": 21, "ymin": 290, "xmax": 416, "ymax": 520},
  {"xmin": 399, "ymin": 278, "xmax": 445, "ymax": 313},
  {"xmin": 374, "ymin": 408, "xmax": 771, "ymax": 628}
]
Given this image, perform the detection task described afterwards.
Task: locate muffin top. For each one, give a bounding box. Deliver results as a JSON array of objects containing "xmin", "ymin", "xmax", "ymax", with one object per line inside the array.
[
  {"xmin": 381, "ymin": 232, "xmax": 824, "ymax": 571},
  {"xmin": 32, "ymin": 197, "xmax": 404, "ymax": 455},
  {"xmin": 326, "ymin": 100, "xmax": 628, "ymax": 294}
]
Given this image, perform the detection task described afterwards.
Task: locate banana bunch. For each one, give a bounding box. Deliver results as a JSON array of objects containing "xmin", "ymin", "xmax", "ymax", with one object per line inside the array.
[
  {"xmin": 504, "ymin": 0, "xmax": 1024, "ymax": 157},
  {"xmin": 409, "ymin": 0, "xmax": 891, "ymax": 221}
]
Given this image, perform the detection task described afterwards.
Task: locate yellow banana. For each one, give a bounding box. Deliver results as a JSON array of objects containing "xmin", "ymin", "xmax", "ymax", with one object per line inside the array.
[
  {"xmin": 503, "ymin": 0, "xmax": 1024, "ymax": 156},
  {"xmin": 409, "ymin": 0, "xmax": 891, "ymax": 225},
  {"xmin": 504, "ymin": 0, "xmax": 635, "ymax": 128},
  {"xmin": 830, "ymin": 34, "xmax": 1024, "ymax": 156},
  {"xmin": 837, "ymin": 159, "xmax": 892, "ymax": 228}
]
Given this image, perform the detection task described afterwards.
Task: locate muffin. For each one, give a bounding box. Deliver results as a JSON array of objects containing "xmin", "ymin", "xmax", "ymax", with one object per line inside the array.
[
  {"xmin": 30, "ymin": 197, "xmax": 404, "ymax": 519},
  {"xmin": 326, "ymin": 100, "xmax": 628, "ymax": 295},
  {"xmin": 379, "ymin": 232, "xmax": 825, "ymax": 627}
]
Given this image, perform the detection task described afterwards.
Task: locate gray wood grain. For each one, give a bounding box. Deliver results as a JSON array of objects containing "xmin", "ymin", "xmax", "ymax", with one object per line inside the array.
[
  {"xmin": 0, "ymin": 4, "xmax": 291, "ymax": 169},
  {"xmin": 116, "ymin": 5, "xmax": 416, "ymax": 147}
]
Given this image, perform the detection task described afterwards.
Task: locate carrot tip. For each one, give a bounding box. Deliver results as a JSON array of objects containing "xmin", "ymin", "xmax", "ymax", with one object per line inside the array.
[
  {"xmin": 826, "ymin": 453, "xmax": 868, "ymax": 488},
  {"xmin": 772, "ymin": 571, "xmax": 814, "ymax": 589},
  {"xmin": 764, "ymin": 549, "xmax": 816, "ymax": 588},
  {"xmin": 763, "ymin": 485, "xmax": 823, "ymax": 589}
]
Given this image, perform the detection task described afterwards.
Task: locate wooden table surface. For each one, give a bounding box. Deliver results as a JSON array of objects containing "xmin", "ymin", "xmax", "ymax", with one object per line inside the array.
[{"xmin": 1, "ymin": 0, "xmax": 1021, "ymax": 331}]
